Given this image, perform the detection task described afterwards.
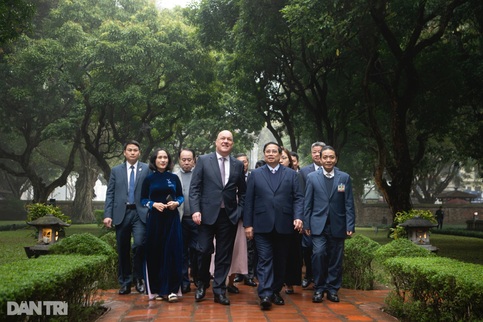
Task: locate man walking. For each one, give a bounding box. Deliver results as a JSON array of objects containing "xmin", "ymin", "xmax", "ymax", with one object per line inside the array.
[
  {"xmin": 104, "ymin": 140, "xmax": 150, "ymax": 295},
  {"xmin": 304, "ymin": 146, "xmax": 355, "ymax": 303},
  {"xmin": 299, "ymin": 141, "xmax": 325, "ymax": 289},
  {"xmin": 190, "ymin": 130, "xmax": 246, "ymax": 305},
  {"xmin": 175, "ymin": 148, "xmax": 199, "ymax": 293},
  {"xmin": 244, "ymin": 142, "xmax": 304, "ymax": 310}
]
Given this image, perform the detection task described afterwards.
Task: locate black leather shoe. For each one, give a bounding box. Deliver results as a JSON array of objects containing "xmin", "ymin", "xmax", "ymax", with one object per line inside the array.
[
  {"xmin": 302, "ymin": 278, "xmax": 311, "ymax": 289},
  {"xmin": 135, "ymin": 279, "xmax": 145, "ymax": 294},
  {"xmin": 244, "ymin": 278, "xmax": 257, "ymax": 287},
  {"xmin": 227, "ymin": 284, "xmax": 239, "ymax": 294},
  {"xmin": 233, "ymin": 274, "xmax": 244, "ymax": 283},
  {"xmin": 259, "ymin": 296, "xmax": 272, "ymax": 310},
  {"xmin": 181, "ymin": 284, "xmax": 191, "ymax": 294},
  {"xmin": 195, "ymin": 282, "xmax": 206, "ymax": 302},
  {"xmin": 214, "ymin": 293, "xmax": 230, "ymax": 305},
  {"xmin": 119, "ymin": 285, "xmax": 131, "ymax": 295},
  {"xmin": 312, "ymin": 291, "xmax": 323, "ymax": 303},
  {"xmin": 271, "ymin": 292, "xmax": 284, "ymax": 305},
  {"xmin": 327, "ymin": 292, "xmax": 340, "ymax": 302}
]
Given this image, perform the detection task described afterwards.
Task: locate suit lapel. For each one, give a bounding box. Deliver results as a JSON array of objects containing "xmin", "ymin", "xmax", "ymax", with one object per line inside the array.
[
  {"xmin": 134, "ymin": 163, "xmax": 144, "ymax": 187},
  {"xmin": 209, "ymin": 153, "xmax": 224, "ymax": 188},
  {"xmin": 315, "ymin": 171, "xmax": 328, "ymax": 196},
  {"xmin": 259, "ymin": 165, "xmax": 274, "ymax": 192},
  {"xmin": 272, "ymin": 166, "xmax": 286, "ymax": 193},
  {"xmin": 329, "ymin": 171, "xmax": 340, "ymax": 198}
]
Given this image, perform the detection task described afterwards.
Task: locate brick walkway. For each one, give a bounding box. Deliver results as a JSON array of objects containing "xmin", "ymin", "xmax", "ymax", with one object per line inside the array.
[{"xmin": 96, "ymin": 283, "xmax": 398, "ymax": 321}]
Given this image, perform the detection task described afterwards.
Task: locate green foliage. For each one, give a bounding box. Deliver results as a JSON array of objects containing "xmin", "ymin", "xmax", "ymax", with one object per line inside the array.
[
  {"xmin": 94, "ymin": 209, "xmax": 104, "ymax": 227},
  {"xmin": 432, "ymin": 228, "xmax": 483, "ymax": 239},
  {"xmin": 0, "ymin": 254, "xmax": 110, "ymax": 320},
  {"xmin": 0, "ymin": 0, "xmax": 35, "ymax": 45},
  {"xmin": 374, "ymin": 238, "xmax": 435, "ymax": 264},
  {"xmin": 373, "ymin": 238, "xmax": 435, "ymax": 286},
  {"xmin": 383, "ymin": 257, "xmax": 483, "ymax": 321},
  {"xmin": 390, "ymin": 209, "xmax": 437, "ymax": 239},
  {"xmin": 25, "ymin": 202, "xmax": 71, "ymax": 224},
  {"xmin": 50, "ymin": 233, "xmax": 117, "ymax": 289},
  {"xmin": 342, "ymin": 234, "xmax": 381, "ymax": 290},
  {"xmin": 99, "ymin": 231, "xmax": 117, "ymax": 251},
  {"xmin": 49, "ymin": 233, "xmax": 116, "ymax": 259}
]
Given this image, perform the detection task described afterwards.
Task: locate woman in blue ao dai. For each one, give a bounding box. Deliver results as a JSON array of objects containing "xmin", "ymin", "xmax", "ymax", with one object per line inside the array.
[{"xmin": 141, "ymin": 148, "xmax": 184, "ymax": 302}]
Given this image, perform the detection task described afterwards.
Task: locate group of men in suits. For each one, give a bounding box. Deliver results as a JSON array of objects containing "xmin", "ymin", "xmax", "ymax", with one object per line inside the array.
[{"xmin": 103, "ymin": 132, "xmax": 355, "ymax": 310}]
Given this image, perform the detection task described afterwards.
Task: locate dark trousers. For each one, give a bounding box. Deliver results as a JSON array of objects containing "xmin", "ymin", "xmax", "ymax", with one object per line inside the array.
[
  {"xmin": 247, "ymin": 237, "xmax": 257, "ymax": 279},
  {"xmin": 182, "ymin": 216, "xmax": 200, "ymax": 288},
  {"xmin": 197, "ymin": 209, "xmax": 237, "ymax": 295},
  {"xmin": 115, "ymin": 209, "xmax": 145, "ymax": 287},
  {"xmin": 311, "ymin": 225, "xmax": 345, "ymax": 294},
  {"xmin": 254, "ymin": 231, "xmax": 291, "ymax": 298},
  {"xmin": 302, "ymin": 234, "xmax": 313, "ymax": 280}
]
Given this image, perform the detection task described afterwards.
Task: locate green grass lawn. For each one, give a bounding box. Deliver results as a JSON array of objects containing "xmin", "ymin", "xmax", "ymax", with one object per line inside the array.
[
  {"xmin": 0, "ymin": 224, "xmax": 103, "ymax": 266},
  {"xmin": 355, "ymin": 227, "xmax": 483, "ymax": 265}
]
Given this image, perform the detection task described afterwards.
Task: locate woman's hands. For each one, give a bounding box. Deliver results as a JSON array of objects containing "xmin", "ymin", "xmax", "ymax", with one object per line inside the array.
[{"xmin": 153, "ymin": 201, "xmax": 179, "ymax": 212}]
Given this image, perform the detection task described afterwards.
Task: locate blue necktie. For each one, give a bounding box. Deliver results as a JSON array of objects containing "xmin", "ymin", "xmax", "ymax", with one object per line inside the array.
[{"xmin": 128, "ymin": 165, "xmax": 135, "ymax": 204}]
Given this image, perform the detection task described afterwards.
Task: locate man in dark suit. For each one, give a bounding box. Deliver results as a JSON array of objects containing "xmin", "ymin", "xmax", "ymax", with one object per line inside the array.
[
  {"xmin": 190, "ymin": 130, "xmax": 246, "ymax": 305},
  {"xmin": 298, "ymin": 141, "xmax": 325, "ymax": 289},
  {"xmin": 104, "ymin": 140, "xmax": 150, "ymax": 295},
  {"xmin": 244, "ymin": 142, "xmax": 304, "ymax": 310},
  {"xmin": 304, "ymin": 146, "xmax": 355, "ymax": 303}
]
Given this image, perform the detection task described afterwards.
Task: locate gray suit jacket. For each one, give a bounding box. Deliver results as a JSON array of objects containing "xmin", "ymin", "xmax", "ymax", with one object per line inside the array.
[
  {"xmin": 189, "ymin": 152, "xmax": 246, "ymax": 225},
  {"xmin": 104, "ymin": 161, "xmax": 150, "ymax": 225},
  {"xmin": 304, "ymin": 168, "xmax": 355, "ymax": 238}
]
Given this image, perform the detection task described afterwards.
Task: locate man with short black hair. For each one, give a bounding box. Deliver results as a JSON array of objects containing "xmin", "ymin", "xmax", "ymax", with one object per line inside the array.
[
  {"xmin": 305, "ymin": 146, "xmax": 355, "ymax": 303},
  {"xmin": 104, "ymin": 140, "xmax": 150, "ymax": 295}
]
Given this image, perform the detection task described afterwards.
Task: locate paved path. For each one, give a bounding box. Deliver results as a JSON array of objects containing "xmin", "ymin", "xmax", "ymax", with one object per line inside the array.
[{"xmin": 96, "ymin": 283, "xmax": 398, "ymax": 321}]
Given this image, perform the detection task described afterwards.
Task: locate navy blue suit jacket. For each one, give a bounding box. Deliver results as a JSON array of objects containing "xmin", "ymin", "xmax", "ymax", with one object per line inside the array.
[
  {"xmin": 299, "ymin": 164, "xmax": 316, "ymax": 192},
  {"xmin": 244, "ymin": 165, "xmax": 304, "ymax": 234},
  {"xmin": 304, "ymin": 168, "xmax": 355, "ymax": 238},
  {"xmin": 189, "ymin": 152, "xmax": 246, "ymax": 225},
  {"xmin": 104, "ymin": 162, "xmax": 150, "ymax": 225}
]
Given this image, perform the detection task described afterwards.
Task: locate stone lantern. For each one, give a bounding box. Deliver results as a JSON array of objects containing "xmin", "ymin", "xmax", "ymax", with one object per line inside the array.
[
  {"xmin": 399, "ymin": 216, "xmax": 438, "ymax": 252},
  {"xmin": 24, "ymin": 214, "xmax": 70, "ymax": 258}
]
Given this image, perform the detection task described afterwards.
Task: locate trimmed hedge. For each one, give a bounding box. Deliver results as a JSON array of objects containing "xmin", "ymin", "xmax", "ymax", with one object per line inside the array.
[
  {"xmin": 0, "ymin": 254, "xmax": 110, "ymax": 320},
  {"xmin": 374, "ymin": 238, "xmax": 436, "ymax": 263},
  {"xmin": 383, "ymin": 257, "xmax": 483, "ymax": 321},
  {"xmin": 343, "ymin": 234, "xmax": 381, "ymax": 290},
  {"xmin": 49, "ymin": 233, "xmax": 118, "ymax": 289}
]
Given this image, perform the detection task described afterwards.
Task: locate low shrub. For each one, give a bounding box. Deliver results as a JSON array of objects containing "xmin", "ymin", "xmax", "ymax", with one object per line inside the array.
[
  {"xmin": 374, "ymin": 238, "xmax": 435, "ymax": 263},
  {"xmin": 383, "ymin": 257, "xmax": 483, "ymax": 321},
  {"xmin": 26, "ymin": 203, "xmax": 71, "ymax": 225},
  {"xmin": 25, "ymin": 203, "xmax": 71, "ymax": 241},
  {"xmin": 50, "ymin": 233, "xmax": 117, "ymax": 289},
  {"xmin": 0, "ymin": 254, "xmax": 110, "ymax": 321},
  {"xmin": 390, "ymin": 209, "xmax": 436, "ymax": 239},
  {"xmin": 342, "ymin": 234, "xmax": 381, "ymax": 290},
  {"xmin": 373, "ymin": 238, "xmax": 435, "ymax": 285}
]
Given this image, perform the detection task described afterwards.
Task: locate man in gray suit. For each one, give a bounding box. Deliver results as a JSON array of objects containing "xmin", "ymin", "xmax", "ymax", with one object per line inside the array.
[
  {"xmin": 244, "ymin": 142, "xmax": 304, "ymax": 310},
  {"xmin": 104, "ymin": 140, "xmax": 150, "ymax": 295},
  {"xmin": 190, "ymin": 130, "xmax": 247, "ymax": 305},
  {"xmin": 304, "ymin": 145, "xmax": 355, "ymax": 303}
]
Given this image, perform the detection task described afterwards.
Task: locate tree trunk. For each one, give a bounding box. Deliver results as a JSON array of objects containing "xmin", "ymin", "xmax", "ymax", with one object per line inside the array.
[{"xmin": 71, "ymin": 147, "xmax": 99, "ymax": 223}]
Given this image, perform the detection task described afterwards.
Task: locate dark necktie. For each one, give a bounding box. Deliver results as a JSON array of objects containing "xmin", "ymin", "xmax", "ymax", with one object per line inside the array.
[
  {"xmin": 219, "ymin": 157, "xmax": 226, "ymax": 208},
  {"xmin": 128, "ymin": 165, "xmax": 135, "ymax": 204}
]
